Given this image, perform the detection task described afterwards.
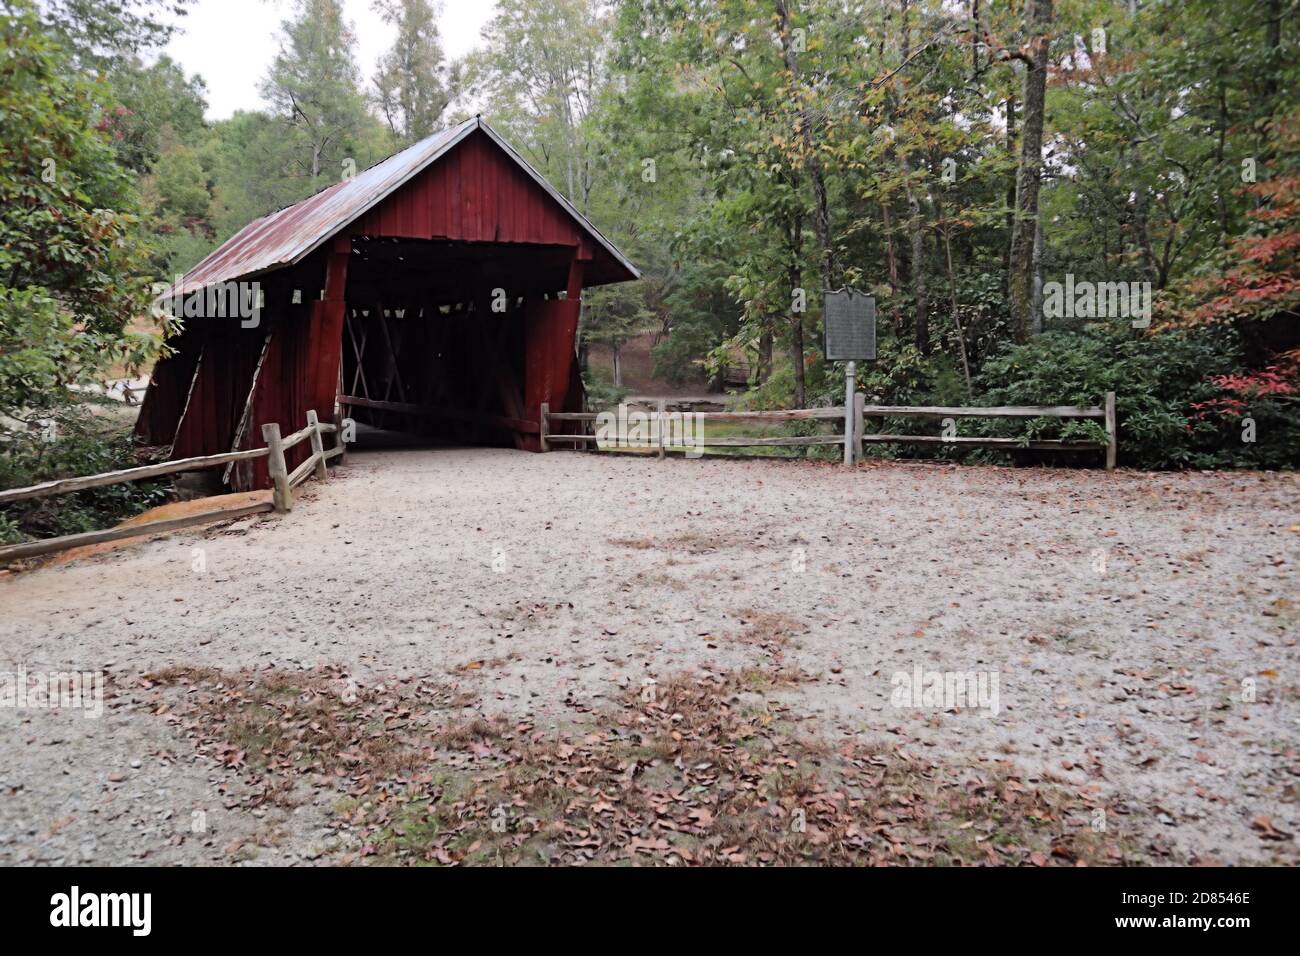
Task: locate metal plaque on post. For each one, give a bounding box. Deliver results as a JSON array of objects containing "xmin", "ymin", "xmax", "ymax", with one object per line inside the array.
[{"xmin": 824, "ymin": 290, "xmax": 876, "ymax": 361}]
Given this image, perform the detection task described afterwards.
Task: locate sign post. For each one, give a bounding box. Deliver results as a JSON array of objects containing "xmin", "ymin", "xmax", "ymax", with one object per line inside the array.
[
  {"xmin": 843, "ymin": 360, "xmax": 856, "ymax": 466},
  {"xmin": 823, "ymin": 290, "xmax": 876, "ymax": 467}
]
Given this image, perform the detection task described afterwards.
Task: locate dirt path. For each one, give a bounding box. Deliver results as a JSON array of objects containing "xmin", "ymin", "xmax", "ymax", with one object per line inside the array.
[{"xmin": 1, "ymin": 449, "xmax": 1296, "ymax": 864}]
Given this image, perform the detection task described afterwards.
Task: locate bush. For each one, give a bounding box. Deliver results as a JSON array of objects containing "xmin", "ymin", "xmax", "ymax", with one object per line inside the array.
[
  {"xmin": 581, "ymin": 364, "xmax": 628, "ymax": 410},
  {"xmin": 0, "ymin": 408, "xmax": 170, "ymax": 545},
  {"xmin": 974, "ymin": 322, "xmax": 1300, "ymax": 469}
]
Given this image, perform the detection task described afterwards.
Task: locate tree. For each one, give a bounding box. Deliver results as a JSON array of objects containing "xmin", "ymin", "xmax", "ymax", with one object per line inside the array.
[
  {"xmin": 1006, "ymin": 0, "xmax": 1052, "ymax": 342},
  {"xmin": 464, "ymin": 0, "xmax": 608, "ymax": 211},
  {"xmin": 0, "ymin": 1, "xmax": 155, "ymax": 419},
  {"xmin": 38, "ymin": 0, "xmax": 190, "ymax": 70},
  {"xmin": 261, "ymin": 0, "xmax": 371, "ymax": 186},
  {"xmin": 582, "ymin": 284, "xmax": 656, "ymax": 388},
  {"xmin": 372, "ymin": 0, "xmax": 450, "ymax": 144},
  {"xmin": 103, "ymin": 54, "xmax": 209, "ymax": 175}
]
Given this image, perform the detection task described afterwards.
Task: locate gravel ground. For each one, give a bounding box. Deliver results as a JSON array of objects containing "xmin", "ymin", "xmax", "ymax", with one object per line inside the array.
[{"xmin": 1, "ymin": 448, "xmax": 1296, "ymax": 864}]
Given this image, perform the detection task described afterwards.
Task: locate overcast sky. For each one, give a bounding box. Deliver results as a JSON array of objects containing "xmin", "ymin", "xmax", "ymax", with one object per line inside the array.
[{"xmin": 163, "ymin": 0, "xmax": 497, "ymax": 120}]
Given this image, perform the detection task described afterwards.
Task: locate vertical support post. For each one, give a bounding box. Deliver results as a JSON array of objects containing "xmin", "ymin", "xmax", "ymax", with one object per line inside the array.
[
  {"xmin": 306, "ymin": 410, "xmax": 328, "ymax": 481},
  {"xmin": 843, "ymin": 360, "xmax": 857, "ymax": 466},
  {"xmin": 522, "ymin": 253, "xmax": 585, "ymax": 453},
  {"xmin": 657, "ymin": 398, "xmax": 667, "ymax": 459},
  {"xmin": 335, "ymin": 365, "xmax": 348, "ymax": 467},
  {"xmin": 1104, "ymin": 390, "xmax": 1117, "ymax": 471},
  {"xmin": 262, "ymin": 422, "xmax": 292, "ymax": 512},
  {"xmin": 539, "ymin": 403, "xmax": 550, "ymax": 453},
  {"xmin": 307, "ymin": 237, "xmax": 351, "ymax": 430},
  {"xmin": 853, "ymin": 390, "xmax": 865, "ymax": 463}
]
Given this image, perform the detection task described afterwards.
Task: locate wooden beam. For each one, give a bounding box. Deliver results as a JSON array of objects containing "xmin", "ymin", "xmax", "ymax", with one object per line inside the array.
[
  {"xmin": 860, "ymin": 435, "xmax": 1106, "ymax": 450},
  {"xmin": 222, "ymin": 328, "xmax": 274, "ymax": 487},
  {"xmin": 656, "ymin": 398, "xmax": 666, "ymax": 459},
  {"xmin": 306, "ymin": 410, "xmax": 328, "ymax": 481},
  {"xmin": 0, "ymin": 447, "xmax": 269, "ymax": 506},
  {"xmin": 696, "ymin": 408, "xmax": 845, "ymax": 422},
  {"xmin": 695, "ymin": 435, "xmax": 845, "ymax": 448},
  {"xmin": 0, "ymin": 502, "xmax": 273, "ymax": 565},
  {"xmin": 288, "ymin": 452, "xmax": 321, "ymax": 487},
  {"xmin": 853, "ymin": 391, "xmax": 865, "ymax": 461},
  {"xmin": 1104, "ymin": 391, "xmax": 1117, "ymax": 470},
  {"xmin": 169, "ymin": 342, "xmax": 205, "ymax": 454},
  {"xmin": 339, "ymin": 395, "xmax": 540, "ymax": 435},
  {"xmin": 346, "ymin": 312, "xmax": 371, "ymax": 400},
  {"xmin": 262, "ymin": 422, "xmax": 292, "ymax": 513},
  {"xmin": 860, "ymin": 404, "xmax": 1104, "ymax": 419},
  {"xmin": 279, "ymin": 423, "xmax": 317, "ymax": 452}
]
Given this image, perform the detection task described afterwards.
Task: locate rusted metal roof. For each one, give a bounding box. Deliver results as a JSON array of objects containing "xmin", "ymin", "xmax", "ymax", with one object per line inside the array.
[{"xmin": 175, "ymin": 116, "xmax": 638, "ymax": 296}]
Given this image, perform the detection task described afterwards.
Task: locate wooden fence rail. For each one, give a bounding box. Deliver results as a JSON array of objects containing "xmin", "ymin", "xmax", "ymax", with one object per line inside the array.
[
  {"xmin": 859, "ymin": 390, "xmax": 1117, "ymax": 470},
  {"xmin": 0, "ymin": 412, "xmax": 341, "ymax": 565},
  {"xmin": 541, "ymin": 391, "xmax": 1117, "ymax": 470},
  {"xmin": 540, "ymin": 402, "xmax": 850, "ymax": 455}
]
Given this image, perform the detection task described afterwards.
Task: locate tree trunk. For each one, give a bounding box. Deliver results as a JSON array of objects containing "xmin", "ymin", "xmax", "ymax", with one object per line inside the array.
[
  {"xmin": 787, "ymin": 217, "xmax": 806, "ymax": 408},
  {"xmin": 1262, "ymin": 0, "xmax": 1282, "ymax": 162},
  {"xmin": 758, "ymin": 327, "xmax": 773, "ymax": 382},
  {"xmin": 776, "ymin": 0, "xmax": 835, "ymax": 289},
  {"xmin": 1003, "ymin": 88, "xmax": 1017, "ymax": 286},
  {"xmin": 936, "ymin": 189, "xmax": 973, "ymax": 393},
  {"xmin": 881, "ymin": 200, "xmax": 904, "ymax": 338},
  {"xmin": 899, "ymin": 1, "xmax": 929, "ymax": 355},
  {"xmin": 788, "ymin": 312, "xmax": 805, "ymax": 408},
  {"xmin": 1031, "ymin": 219, "xmax": 1044, "ymax": 334},
  {"xmin": 902, "ymin": 159, "xmax": 929, "ymax": 355},
  {"xmin": 1008, "ymin": 0, "xmax": 1052, "ymax": 343},
  {"xmin": 1129, "ymin": 140, "xmax": 1159, "ymax": 285}
]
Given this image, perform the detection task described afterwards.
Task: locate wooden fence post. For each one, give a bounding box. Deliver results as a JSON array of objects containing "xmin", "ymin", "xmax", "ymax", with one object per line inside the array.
[
  {"xmin": 1104, "ymin": 391, "xmax": 1117, "ymax": 471},
  {"xmin": 306, "ymin": 410, "xmax": 328, "ymax": 481},
  {"xmin": 336, "ymin": 420, "xmax": 348, "ymax": 466},
  {"xmin": 657, "ymin": 398, "xmax": 666, "ymax": 459},
  {"xmin": 853, "ymin": 391, "xmax": 865, "ymax": 463},
  {"xmin": 539, "ymin": 403, "xmax": 550, "ymax": 452},
  {"xmin": 262, "ymin": 422, "xmax": 293, "ymax": 512}
]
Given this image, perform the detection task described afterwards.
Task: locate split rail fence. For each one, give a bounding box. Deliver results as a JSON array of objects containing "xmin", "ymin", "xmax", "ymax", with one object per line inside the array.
[
  {"xmin": 541, "ymin": 391, "xmax": 1116, "ymax": 470},
  {"xmin": 0, "ymin": 411, "xmax": 341, "ymax": 565}
]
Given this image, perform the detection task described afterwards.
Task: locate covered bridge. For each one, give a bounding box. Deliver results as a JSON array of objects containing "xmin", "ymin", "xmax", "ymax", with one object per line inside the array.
[{"xmin": 135, "ymin": 116, "xmax": 638, "ymax": 489}]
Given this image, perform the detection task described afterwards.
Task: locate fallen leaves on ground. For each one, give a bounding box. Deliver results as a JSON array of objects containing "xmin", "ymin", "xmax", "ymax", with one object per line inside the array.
[{"xmin": 140, "ymin": 665, "xmax": 1145, "ymax": 866}]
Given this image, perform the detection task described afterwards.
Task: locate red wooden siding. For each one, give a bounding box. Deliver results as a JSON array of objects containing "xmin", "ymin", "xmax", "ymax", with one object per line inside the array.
[{"xmin": 349, "ymin": 130, "xmax": 591, "ymax": 250}]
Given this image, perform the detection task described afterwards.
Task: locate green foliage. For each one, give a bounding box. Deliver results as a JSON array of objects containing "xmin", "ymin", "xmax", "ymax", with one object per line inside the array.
[
  {"xmin": 103, "ymin": 54, "xmax": 209, "ymax": 174},
  {"xmin": 373, "ymin": 0, "xmax": 451, "ymax": 144},
  {"xmin": 0, "ymin": 1, "xmax": 157, "ymax": 417},
  {"xmin": 0, "ymin": 408, "xmax": 169, "ymax": 544},
  {"xmin": 581, "ymin": 364, "xmax": 628, "ymax": 410},
  {"xmin": 855, "ymin": 339, "xmax": 935, "ymax": 408},
  {"xmin": 462, "ymin": 0, "xmax": 608, "ymax": 210},
  {"xmin": 975, "ymin": 323, "xmax": 1300, "ymax": 469},
  {"xmin": 38, "ymin": 0, "xmax": 188, "ymax": 69},
  {"xmin": 260, "ymin": 0, "xmax": 390, "ymax": 190}
]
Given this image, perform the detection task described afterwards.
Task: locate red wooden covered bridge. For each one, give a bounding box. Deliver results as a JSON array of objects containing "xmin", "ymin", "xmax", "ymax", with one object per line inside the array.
[{"xmin": 135, "ymin": 116, "xmax": 638, "ymax": 488}]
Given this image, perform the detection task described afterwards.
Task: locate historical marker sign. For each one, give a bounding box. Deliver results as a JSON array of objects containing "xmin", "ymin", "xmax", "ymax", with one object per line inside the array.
[{"xmin": 823, "ymin": 289, "xmax": 876, "ymax": 361}]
